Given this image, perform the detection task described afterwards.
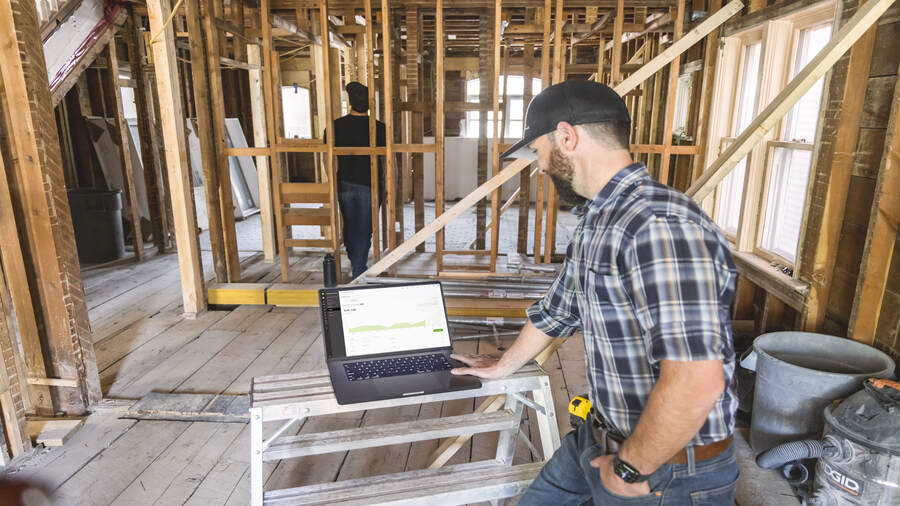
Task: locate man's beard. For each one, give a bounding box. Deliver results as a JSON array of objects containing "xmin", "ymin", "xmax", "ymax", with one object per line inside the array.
[{"xmin": 547, "ymin": 145, "xmax": 588, "ymax": 207}]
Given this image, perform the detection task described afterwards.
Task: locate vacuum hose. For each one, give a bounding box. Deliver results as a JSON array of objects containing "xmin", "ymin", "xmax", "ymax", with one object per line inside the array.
[
  {"xmin": 781, "ymin": 461, "xmax": 810, "ymax": 486},
  {"xmin": 755, "ymin": 440, "xmax": 837, "ymax": 469}
]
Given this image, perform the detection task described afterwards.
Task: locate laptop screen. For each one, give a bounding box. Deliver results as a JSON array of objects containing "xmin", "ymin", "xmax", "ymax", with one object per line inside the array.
[{"xmin": 337, "ymin": 283, "xmax": 451, "ymax": 357}]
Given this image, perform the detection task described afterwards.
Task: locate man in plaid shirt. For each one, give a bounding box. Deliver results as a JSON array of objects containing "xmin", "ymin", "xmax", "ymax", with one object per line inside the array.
[{"xmin": 453, "ymin": 80, "xmax": 739, "ymax": 505}]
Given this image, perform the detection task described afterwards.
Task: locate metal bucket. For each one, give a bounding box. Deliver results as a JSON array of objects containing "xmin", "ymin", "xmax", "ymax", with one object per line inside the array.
[{"xmin": 749, "ymin": 332, "xmax": 895, "ymax": 452}]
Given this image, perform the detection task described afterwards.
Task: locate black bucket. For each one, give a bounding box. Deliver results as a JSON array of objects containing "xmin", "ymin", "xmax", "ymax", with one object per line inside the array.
[{"xmin": 67, "ymin": 189, "xmax": 125, "ymax": 264}]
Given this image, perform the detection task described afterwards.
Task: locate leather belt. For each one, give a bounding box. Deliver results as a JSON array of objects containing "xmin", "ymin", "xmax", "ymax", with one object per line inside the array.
[{"xmin": 591, "ymin": 416, "xmax": 733, "ymax": 465}]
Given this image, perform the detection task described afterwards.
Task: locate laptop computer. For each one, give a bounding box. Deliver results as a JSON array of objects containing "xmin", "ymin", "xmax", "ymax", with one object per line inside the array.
[{"xmin": 319, "ymin": 281, "xmax": 482, "ymax": 405}]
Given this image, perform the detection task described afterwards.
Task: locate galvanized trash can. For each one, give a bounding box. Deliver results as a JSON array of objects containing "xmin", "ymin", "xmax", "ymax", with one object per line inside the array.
[{"xmin": 749, "ymin": 332, "xmax": 895, "ymax": 452}]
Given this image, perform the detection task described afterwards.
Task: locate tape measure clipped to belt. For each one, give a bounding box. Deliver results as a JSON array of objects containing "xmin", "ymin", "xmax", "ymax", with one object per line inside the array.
[{"xmin": 568, "ymin": 394, "xmax": 592, "ymax": 429}]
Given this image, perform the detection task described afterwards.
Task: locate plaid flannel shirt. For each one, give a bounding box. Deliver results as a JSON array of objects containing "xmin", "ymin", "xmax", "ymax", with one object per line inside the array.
[{"xmin": 527, "ymin": 163, "xmax": 738, "ymax": 446}]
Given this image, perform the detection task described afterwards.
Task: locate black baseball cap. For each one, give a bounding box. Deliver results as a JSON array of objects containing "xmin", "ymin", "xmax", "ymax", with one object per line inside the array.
[{"xmin": 501, "ymin": 80, "xmax": 631, "ymax": 159}]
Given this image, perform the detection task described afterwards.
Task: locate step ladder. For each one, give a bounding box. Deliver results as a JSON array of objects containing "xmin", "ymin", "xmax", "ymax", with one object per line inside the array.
[{"xmin": 249, "ymin": 363, "xmax": 561, "ymax": 505}]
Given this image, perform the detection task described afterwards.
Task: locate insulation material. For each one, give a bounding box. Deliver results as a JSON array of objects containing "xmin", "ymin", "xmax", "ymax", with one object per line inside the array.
[{"xmin": 44, "ymin": 0, "xmax": 108, "ymax": 89}]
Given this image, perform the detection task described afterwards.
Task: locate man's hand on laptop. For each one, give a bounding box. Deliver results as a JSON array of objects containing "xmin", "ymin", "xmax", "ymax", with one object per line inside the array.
[{"xmin": 450, "ymin": 353, "xmax": 510, "ymax": 379}]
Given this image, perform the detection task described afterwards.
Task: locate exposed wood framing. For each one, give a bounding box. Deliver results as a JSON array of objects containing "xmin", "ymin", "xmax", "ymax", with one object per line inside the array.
[
  {"xmin": 185, "ymin": 0, "xmax": 228, "ymax": 282},
  {"xmin": 686, "ymin": 0, "xmax": 895, "ymax": 201},
  {"xmin": 657, "ymin": 0, "xmax": 685, "ymax": 186},
  {"xmin": 146, "ymin": 0, "xmax": 206, "ymax": 314},
  {"xmin": 247, "ymin": 44, "xmax": 276, "ymax": 262},
  {"xmin": 611, "ymin": 0, "xmax": 624, "ymax": 84},
  {"xmin": 105, "ymin": 33, "xmax": 145, "ymax": 261},
  {"xmin": 533, "ymin": 0, "xmax": 551, "ymax": 261},
  {"xmin": 542, "ymin": 0, "xmax": 565, "ymax": 264},
  {"xmin": 802, "ymin": 8, "xmax": 878, "ymax": 331},
  {"xmin": 318, "ymin": 0, "xmax": 342, "ymax": 279},
  {"xmin": 365, "ymin": 0, "xmax": 381, "ymax": 262},
  {"xmin": 0, "ymin": 148, "xmax": 52, "ymax": 414},
  {"xmin": 489, "ymin": 0, "xmax": 502, "ymax": 271},
  {"xmin": 691, "ymin": 0, "xmax": 723, "ymax": 185},
  {"xmin": 381, "ymin": 0, "xmax": 398, "ymax": 254},
  {"xmin": 435, "ymin": 0, "xmax": 446, "ymax": 271},
  {"xmin": 847, "ymin": 56, "xmax": 900, "ymax": 346},
  {"xmin": 127, "ymin": 14, "xmax": 169, "ymax": 253},
  {"xmin": 202, "ymin": 0, "xmax": 242, "ymax": 281},
  {"xmin": 0, "ymin": 0, "xmax": 101, "ymax": 412}
]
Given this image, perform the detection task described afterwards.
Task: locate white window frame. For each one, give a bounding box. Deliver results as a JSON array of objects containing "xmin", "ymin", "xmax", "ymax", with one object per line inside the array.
[{"xmin": 705, "ymin": 1, "xmax": 835, "ymax": 274}]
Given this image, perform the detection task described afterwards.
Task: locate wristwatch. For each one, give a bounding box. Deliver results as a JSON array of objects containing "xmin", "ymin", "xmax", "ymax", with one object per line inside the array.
[{"xmin": 612, "ymin": 454, "xmax": 650, "ymax": 483}]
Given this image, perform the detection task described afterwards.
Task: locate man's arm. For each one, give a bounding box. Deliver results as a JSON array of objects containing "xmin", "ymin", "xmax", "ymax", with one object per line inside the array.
[
  {"xmin": 451, "ymin": 321, "xmax": 555, "ymax": 379},
  {"xmin": 620, "ymin": 359, "xmax": 724, "ymax": 470},
  {"xmin": 591, "ymin": 359, "xmax": 725, "ymax": 496}
]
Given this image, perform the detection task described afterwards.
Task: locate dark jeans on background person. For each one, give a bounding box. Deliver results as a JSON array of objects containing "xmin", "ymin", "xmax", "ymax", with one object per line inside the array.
[
  {"xmin": 518, "ymin": 418, "xmax": 739, "ymax": 505},
  {"xmin": 337, "ymin": 181, "xmax": 372, "ymax": 279}
]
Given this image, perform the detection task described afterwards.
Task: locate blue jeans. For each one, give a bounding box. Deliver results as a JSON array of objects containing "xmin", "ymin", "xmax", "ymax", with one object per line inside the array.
[
  {"xmin": 337, "ymin": 181, "xmax": 373, "ymax": 279},
  {"xmin": 519, "ymin": 419, "xmax": 738, "ymax": 505}
]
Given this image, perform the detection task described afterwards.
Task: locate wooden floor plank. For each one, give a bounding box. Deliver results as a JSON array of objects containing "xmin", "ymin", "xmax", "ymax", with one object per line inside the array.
[
  {"xmin": 174, "ymin": 310, "xmax": 297, "ymax": 394},
  {"xmin": 10, "ymin": 409, "xmax": 136, "ymax": 491},
  {"xmin": 102, "ymin": 310, "xmax": 229, "ymax": 397},
  {"xmin": 109, "ymin": 422, "xmax": 223, "ymax": 505},
  {"xmin": 153, "ymin": 422, "xmax": 245, "ymax": 504},
  {"xmin": 52, "ymin": 420, "xmax": 189, "ymax": 504}
]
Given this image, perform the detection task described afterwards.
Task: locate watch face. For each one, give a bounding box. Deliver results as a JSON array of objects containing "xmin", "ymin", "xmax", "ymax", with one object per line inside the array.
[{"xmin": 613, "ymin": 457, "xmax": 644, "ymax": 483}]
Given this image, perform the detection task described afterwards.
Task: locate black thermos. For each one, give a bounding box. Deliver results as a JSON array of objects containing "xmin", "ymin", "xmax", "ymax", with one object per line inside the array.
[{"xmin": 323, "ymin": 254, "xmax": 337, "ymax": 287}]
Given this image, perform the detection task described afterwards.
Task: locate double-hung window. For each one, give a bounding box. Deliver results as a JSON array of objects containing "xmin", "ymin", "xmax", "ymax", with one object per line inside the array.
[
  {"xmin": 758, "ymin": 23, "xmax": 832, "ymax": 263},
  {"xmin": 714, "ymin": 41, "xmax": 761, "ymax": 237}
]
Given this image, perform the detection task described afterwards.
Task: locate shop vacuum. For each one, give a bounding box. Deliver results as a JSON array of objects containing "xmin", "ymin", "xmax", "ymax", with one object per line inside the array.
[{"xmin": 755, "ymin": 378, "xmax": 899, "ymax": 505}]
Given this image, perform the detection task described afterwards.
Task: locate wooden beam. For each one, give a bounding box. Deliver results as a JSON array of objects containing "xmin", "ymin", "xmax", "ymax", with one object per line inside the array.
[
  {"xmin": 435, "ymin": 0, "xmax": 446, "ymax": 271},
  {"xmin": 365, "ymin": 0, "xmax": 380, "ymax": 262},
  {"xmin": 106, "ymin": 34, "xmax": 145, "ymax": 261},
  {"xmin": 686, "ymin": 0, "xmax": 894, "ymax": 202},
  {"xmin": 543, "ymin": 0, "xmax": 564, "ymax": 264},
  {"xmin": 127, "ymin": 15, "xmax": 169, "ymax": 254},
  {"xmin": 185, "ymin": 0, "xmax": 228, "ymax": 282},
  {"xmin": 802, "ymin": 9, "xmax": 877, "ymax": 332},
  {"xmin": 262, "ymin": 0, "xmax": 290, "ymax": 280},
  {"xmin": 203, "ymin": 0, "xmax": 242, "ymax": 282},
  {"xmin": 617, "ymin": 0, "xmax": 742, "ymax": 94},
  {"xmin": 610, "ymin": 0, "xmax": 623, "ymax": 84},
  {"xmin": 0, "ymin": 147, "xmax": 52, "ymax": 414},
  {"xmin": 318, "ymin": 0, "xmax": 341, "ymax": 280},
  {"xmin": 0, "ymin": 0, "xmax": 101, "ymax": 411},
  {"xmin": 690, "ymin": 0, "xmax": 722, "ymax": 187},
  {"xmin": 533, "ymin": 0, "xmax": 551, "ymax": 261},
  {"xmin": 571, "ymin": 11, "xmax": 611, "ymax": 45},
  {"xmin": 382, "ymin": 0, "xmax": 397, "ymax": 253},
  {"xmin": 847, "ymin": 57, "xmax": 900, "ymax": 346},
  {"xmin": 489, "ymin": 0, "xmax": 502, "ymax": 271},
  {"xmin": 247, "ymin": 44, "xmax": 276, "ymax": 262},
  {"xmin": 657, "ymin": 0, "xmax": 684, "ymax": 186},
  {"xmin": 147, "ymin": 0, "xmax": 206, "ymax": 314}
]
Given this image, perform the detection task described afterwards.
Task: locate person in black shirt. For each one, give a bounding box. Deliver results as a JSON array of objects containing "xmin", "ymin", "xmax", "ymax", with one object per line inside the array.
[{"xmin": 328, "ymin": 81, "xmax": 386, "ymax": 278}]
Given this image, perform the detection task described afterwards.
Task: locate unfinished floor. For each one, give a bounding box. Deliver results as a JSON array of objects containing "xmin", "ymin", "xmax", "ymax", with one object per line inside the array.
[{"xmin": 4, "ymin": 249, "xmax": 796, "ymax": 505}]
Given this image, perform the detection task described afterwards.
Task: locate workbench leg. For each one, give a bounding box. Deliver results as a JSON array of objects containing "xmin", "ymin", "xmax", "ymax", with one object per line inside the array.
[
  {"xmin": 531, "ymin": 377, "xmax": 561, "ymax": 460},
  {"xmin": 495, "ymin": 394, "xmax": 524, "ymax": 465},
  {"xmin": 250, "ymin": 407, "xmax": 264, "ymax": 506}
]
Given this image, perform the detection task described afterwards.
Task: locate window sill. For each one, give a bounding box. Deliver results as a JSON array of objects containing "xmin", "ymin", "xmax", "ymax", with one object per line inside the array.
[{"xmin": 731, "ymin": 251, "xmax": 809, "ymax": 312}]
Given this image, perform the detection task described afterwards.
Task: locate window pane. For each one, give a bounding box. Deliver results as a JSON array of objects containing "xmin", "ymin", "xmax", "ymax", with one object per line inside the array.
[
  {"xmin": 734, "ymin": 43, "xmax": 761, "ymax": 134},
  {"xmin": 714, "ymin": 155, "xmax": 747, "ymax": 235},
  {"xmin": 783, "ymin": 24, "xmax": 831, "ymax": 142},
  {"xmin": 761, "ymin": 147, "xmax": 813, "ymax": 261},
  {"xmin": 466, "ymin": 78, "xmax": 480, "ymax": 102},
  {"xmin": 508, "ymin": 120, "xmax": 523, "ymax": 138},
  {"xmin": 510, "ymin": 98, "xmax": 524, "ymax": 120},
  {"xmin": 533, "ymin": 78, "xmax": 543, "ymax": 92},
  {"xmin": 506, "ymin": 76, "xmax": 524, "ymax": 95},
  {"xmin": 282, "ymin": 85, "xmax": 312, "ymax": 139},
  {"xmin": 673, "ymin": 75, "xmax": 692, "ymax": 133}
]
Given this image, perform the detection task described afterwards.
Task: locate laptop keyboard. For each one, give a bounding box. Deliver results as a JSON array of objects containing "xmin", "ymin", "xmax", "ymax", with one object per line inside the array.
[{"xmin": 344, "ymin": 353, "xmax": 452, "ymax": 382}]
